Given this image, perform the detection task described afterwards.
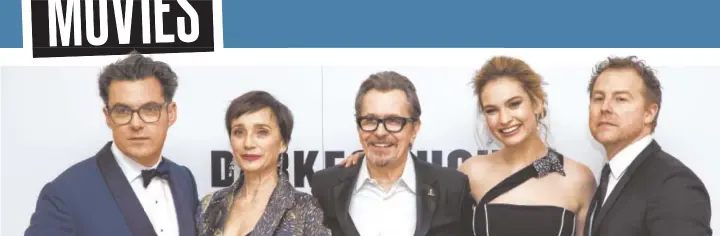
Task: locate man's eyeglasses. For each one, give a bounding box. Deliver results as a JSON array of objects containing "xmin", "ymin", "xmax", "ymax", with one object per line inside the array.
[
  {"xmin": 356, "ymin": 116, "xmax": 417, "ymax": 133},
  {"xmin": 107, "ymin": 103, "xmax": 167, "ymax": 125}
]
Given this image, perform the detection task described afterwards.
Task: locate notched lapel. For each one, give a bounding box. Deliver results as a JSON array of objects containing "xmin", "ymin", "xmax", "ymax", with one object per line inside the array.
[
  {"xmin": 415, "ymin": 183, "xmax": 438, "ymax": 236},
  {"xmin": 331, "ymin": 164, "xmax": 361, "ymax": 236},
  {"xmin": 413, "ymin": 157, "xmax": 438, "ymax": 236},
  {"xmin": 592, "ymin": 141, "xmax": 661, "ymax": 233},
  {"xmin": 96, "ymin": 141, "xmax": 157, "ymax": 236}
]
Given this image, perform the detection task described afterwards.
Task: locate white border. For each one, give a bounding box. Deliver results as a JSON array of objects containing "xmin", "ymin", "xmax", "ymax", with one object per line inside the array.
[
  {"xmin": 0, "ymin": 65, "xmax": 3, "ymax": 233},
  {"xmin": 2, "ymin": 48, "xmax": 720, "ymax": 67}
]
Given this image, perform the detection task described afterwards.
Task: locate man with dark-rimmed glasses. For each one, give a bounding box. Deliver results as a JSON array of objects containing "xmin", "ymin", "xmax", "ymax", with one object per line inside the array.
[
  {"xmin": 25, "ymin": 52, "xmax": 199, "ymax": 236},
  {"xmin": 309, "ymin": 71, "xmax": 474, "ymax": 236}
]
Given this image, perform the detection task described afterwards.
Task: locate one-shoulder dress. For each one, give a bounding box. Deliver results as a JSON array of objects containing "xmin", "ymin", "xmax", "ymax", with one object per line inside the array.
[{"xmin": 473, "ymin": 149, "xmax": 576, "ymax": 236}]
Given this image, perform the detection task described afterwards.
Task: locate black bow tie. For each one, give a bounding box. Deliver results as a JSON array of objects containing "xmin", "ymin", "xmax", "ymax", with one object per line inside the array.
[{"xmin": 141, "ymin": 169, "xmax": 169, "ymax": 188}]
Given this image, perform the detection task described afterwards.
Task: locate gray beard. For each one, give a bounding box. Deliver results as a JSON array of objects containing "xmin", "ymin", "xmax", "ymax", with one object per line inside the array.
[{"xmin": 366, "ymin": 152, "xmax": 394, "ymax": 167}]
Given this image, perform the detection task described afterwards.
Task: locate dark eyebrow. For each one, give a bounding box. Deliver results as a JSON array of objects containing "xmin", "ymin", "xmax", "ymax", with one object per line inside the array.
[
  {"xmin": 109, "ymin": 102, "xmax": 163, "ymax": 109},
  {"xmin": 359, "ymin": 113, "xmax": 402, "ymax": 119},
  {"xmin": 254, "ymin": 124, "xmax": 271, "ymax": 129},
  {"xmin": 108, "ymin": 103, "xmax": 129, "ymax": 108},
  {"xmin": 231, "ymin": 123, "xmax": 272, "ymax": 130}
]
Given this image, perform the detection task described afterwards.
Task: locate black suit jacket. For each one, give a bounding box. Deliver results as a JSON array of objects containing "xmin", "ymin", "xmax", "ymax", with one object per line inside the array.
[
  {"xmin": 310, "ymin": 154, "xmax": 475, "ymax": 236},
  {"xmin": 584, "ymin": 140, "xmax": 712, "ymax": 236}
]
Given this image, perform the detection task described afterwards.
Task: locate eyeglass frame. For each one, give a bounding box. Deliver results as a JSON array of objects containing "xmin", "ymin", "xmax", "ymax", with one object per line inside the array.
[
  {"xmin": 355, "ymin": 115, "xmax": 419, "ymax": 133},
  {"xmin": 105, "ymin": 102, "xmax": 169, "ymax": 125}
]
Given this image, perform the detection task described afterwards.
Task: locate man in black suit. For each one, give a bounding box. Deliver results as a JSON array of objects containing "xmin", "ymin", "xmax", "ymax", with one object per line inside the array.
[
  {"xmin": 310, "ymin": 71, "xmax": 474, "ymax": 236},
  {"xmin": 583, "ymin": 56, "xmax": 712, "ymax": 236}
]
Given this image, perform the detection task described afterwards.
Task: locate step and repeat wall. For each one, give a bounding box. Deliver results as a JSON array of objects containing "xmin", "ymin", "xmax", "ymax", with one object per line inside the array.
[{"xmin": 3, "ymin": 64, "xmax": 719, "ymax": 233}]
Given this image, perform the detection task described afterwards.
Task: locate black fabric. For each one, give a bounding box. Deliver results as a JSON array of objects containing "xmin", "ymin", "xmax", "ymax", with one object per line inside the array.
[
  {"xmin": 591, "ymin": 163, "xmax": 611, "ymax": 223},
  {"xmin": 141, "ymin": 163, "xmax": 170, "ymax": 188}
]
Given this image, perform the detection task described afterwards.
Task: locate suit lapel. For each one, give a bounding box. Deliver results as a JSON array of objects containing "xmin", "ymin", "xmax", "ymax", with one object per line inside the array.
[
  {"xmin": 413, "ymin": 157, "xmax": 438, "ymax": 236},
  {"xmin": 592, "ymin": 141, "xmax": 661, "ymax": 233},
  {"xmin": 331, "ymin": 161, "xmax": 362, "ymax": 236},
  {"xmin": 95, "ymin": 141, "xmax": 157, "ymax": 236},
  {"xmin": 164, "ymin": 161, "xmax": 194, "ymax": 236}
]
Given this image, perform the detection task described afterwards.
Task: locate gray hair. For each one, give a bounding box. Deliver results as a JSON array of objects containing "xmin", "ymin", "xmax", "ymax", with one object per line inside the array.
[{"xmin": 354, "ymin": 71, "xmax": 421, "ymax": 119}]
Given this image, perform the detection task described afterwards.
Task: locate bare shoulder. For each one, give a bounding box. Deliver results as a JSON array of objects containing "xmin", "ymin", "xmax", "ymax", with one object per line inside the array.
[
  {"xmin": 562, "ymin": 157, "xmax": 596, "ymax": 193},
  {"xmin": 459, "ymin": 152, "xmax": 499, "ymax": 178}
]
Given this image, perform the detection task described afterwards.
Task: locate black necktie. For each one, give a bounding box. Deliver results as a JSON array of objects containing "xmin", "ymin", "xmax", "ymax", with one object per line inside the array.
[
  {"xmin": 592, "ymin": 163, "xmax": 612, "ymax": 220},
  {"xmin": 141, "ymin": 168, "xmax": 169, "ymax": 188}
]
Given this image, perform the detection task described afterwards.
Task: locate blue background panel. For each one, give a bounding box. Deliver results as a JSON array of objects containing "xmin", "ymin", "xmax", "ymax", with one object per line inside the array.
[{"xmin": 3, "ymin": 0, "xmax": 720, "ymax": 48}]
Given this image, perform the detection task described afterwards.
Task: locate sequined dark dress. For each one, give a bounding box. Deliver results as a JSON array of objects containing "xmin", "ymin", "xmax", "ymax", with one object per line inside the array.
[{"xmin": 473, "ymin": 149, "xmax": 577, "ymax": 236}]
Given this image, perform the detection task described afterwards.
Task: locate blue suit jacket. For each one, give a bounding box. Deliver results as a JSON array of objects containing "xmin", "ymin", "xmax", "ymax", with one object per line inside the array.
[{"xmin": 25, "ymin": 141, "xmax": 200, "ymax": 236}]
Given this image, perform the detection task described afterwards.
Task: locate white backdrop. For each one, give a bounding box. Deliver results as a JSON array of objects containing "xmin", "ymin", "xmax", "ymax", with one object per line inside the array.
[{"xmin": 2, "ymin": 65, "xmax": 719, "ymax": 235}]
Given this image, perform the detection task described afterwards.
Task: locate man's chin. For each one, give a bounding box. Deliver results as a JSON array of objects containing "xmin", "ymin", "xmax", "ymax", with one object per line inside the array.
[
  {"xmin": 366, "ymin": 154, "xmax": 395, "ymax": 167},
  {"xmin": 594, "ymin": 133, "xmax": 620, "ymax": 146},
  {"xmin": 370, "ymin": 159, "xmax": 392, "ymax": 167},
  {"xmin": 123, "ymin": 148, "xmax": 156, "ymax": 161}
]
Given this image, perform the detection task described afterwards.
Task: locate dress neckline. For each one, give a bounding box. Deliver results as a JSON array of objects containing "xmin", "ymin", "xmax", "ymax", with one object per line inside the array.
[{"xmin": 478, "ymin": 148, "xmax": 567, "ymax": 205}]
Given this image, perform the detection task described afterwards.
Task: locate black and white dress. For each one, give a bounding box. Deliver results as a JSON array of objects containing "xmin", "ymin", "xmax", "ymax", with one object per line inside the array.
[{"xmin": 473, "ymin": 149, "xmax": 576, "ymax": 236}]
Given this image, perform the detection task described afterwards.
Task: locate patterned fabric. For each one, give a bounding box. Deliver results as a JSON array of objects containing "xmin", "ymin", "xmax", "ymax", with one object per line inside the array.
[
  {"xmin": 532, "ymin": 149, "xmax": 566, "ymax": 177},
  {"xmin": 196, "ymin": 169, "xmax": 331, "ymax": 236}
]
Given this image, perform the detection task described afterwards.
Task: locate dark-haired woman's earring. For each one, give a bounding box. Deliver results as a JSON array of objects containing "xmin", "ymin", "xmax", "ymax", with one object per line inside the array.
[{"xmin": 278, "ymin": 153, "xmax": 285, "ymax": 169}]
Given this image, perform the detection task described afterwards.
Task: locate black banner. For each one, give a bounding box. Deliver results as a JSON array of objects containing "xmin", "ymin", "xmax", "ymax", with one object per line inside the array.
[{"xmin": 31, "ymin": 0, "xmax": 214, "ymax": 58}]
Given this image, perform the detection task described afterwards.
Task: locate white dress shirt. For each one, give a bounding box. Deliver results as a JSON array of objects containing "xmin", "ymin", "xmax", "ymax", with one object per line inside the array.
[
  {"xmin": 349, "ymin": 153, "xmax": 417, "ymax": 236},
  {"xmin": 111, "ymin": 143, "xmax": 179, "ymax": 236},
  {"xmin": 602, "ymin": 135, "xmax": 653, "ymax": 203}
]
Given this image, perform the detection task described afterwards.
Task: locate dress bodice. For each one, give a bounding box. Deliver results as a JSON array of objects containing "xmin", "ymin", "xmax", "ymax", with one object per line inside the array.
[
  {"xmin": 474, "ymin": 203, "xmax": 576, "ymax": 236},
  {"xmin": 472, "ymin": 149, "xmax": 577, "ymax": 236}
]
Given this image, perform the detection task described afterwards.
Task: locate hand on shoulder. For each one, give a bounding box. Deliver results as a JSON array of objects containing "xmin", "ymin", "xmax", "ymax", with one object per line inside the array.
[{"xmin": 336, "ymin": 151, "xmax": 363, "ymax": 167}]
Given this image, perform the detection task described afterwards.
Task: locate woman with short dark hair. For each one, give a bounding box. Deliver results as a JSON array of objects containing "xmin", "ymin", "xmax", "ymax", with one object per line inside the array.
[{"xmin": 195, "ymin": 91, "xmax": 330, "ymax": 236}]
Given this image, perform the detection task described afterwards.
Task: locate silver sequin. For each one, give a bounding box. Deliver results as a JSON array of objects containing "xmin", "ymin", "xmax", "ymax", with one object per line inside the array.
[{"xmin": 532, "ymin": 150, "xmax": 566, "ymax": 177}]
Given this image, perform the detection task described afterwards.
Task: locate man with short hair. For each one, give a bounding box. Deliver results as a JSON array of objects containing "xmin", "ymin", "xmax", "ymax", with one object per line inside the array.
[
  {"xmin": 25, "ymin": 52, "xmax": 199, "ymax": 236},
  {"xmin": 583, "ymin": 56, "xmax": 712, "ymax": 236},
  {"xmin": 310, "ymin": 71, "xmax": 475, "ymax": 236}
]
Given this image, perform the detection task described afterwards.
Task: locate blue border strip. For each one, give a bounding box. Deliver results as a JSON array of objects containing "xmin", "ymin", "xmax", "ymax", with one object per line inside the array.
[
  {"xmin": 0, "ymin": 0, "xmax": 22, "ymax": 48},
  {"xmin": 221, "ymin": 0, "xmax": 720, "ymax": 48},
  {"xmin": 6, "ymin": 0, "xmax": 720, "ymax": 48}
]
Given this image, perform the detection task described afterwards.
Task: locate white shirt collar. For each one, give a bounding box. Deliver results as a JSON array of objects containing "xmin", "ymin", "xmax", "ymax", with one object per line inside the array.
[
  {"xmin": 607, "ymin": 135, "xmax": 654, "ymax": 179},
  {"xmin": 111, "ymin": 142, "xmax": 162, "ymax": 182},
  {"xmin": 355, "ymin": 152, "xmax": 417, "ymax": 194}
]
